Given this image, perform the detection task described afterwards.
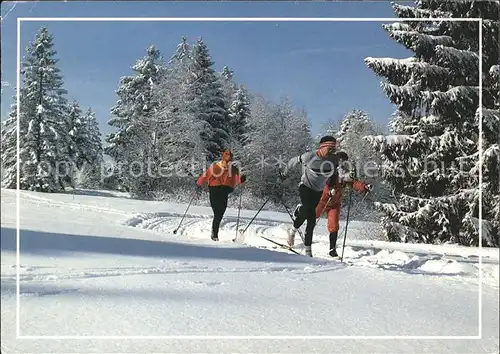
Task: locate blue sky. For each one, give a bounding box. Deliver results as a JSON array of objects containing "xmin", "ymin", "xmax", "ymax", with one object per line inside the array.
[{"xmin": 1, "ymin": 1, "xmax": 413, "ymax": 139}]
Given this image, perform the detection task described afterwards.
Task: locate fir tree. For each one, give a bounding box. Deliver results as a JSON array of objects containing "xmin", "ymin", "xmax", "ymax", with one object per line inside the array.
[
  {"xmin": 227, "ymin": 84, "xmax": 251, "ymax": 150},
  {"xmin": 217, "ymin": 65, "xmax": 250, "ymax": 155},
  {"xmin": 476, "ymin": 63, "xmax": 499, "ymax": 246},
  {"xmin": 1, "ymin": 26, "xmax": 69, "ymax": 192},
  {"xmin": 104, "ymin": 45, "xmax": 165, "ymax": 196},
  {"xmin": 333, "ymin": 109, "xmax": 390, "ymax": 218},
  {"xmin": 150, "ymin": 55, "xmax": 206, "ymax": 192},
  {"xmin": 1, "ymin": 103, "xmax": 19, "ymax": 189},
  {"xmin": 186, "ymin": 37, "xmax": 230, "ymax": 163},
  {"xmin": 219, "ymin": 65, "xmax": 237, "ymax": 121},
  {"xmin": 66, "ymin": 101, "xmax": 85, "ymax": 169},
  {"xmin": 84, "ymin": 108, "xmax": 103, "ymax": 164},
  {"xmin": 75, "ymin": 108, "xmax": 103, "ymax": 188},
  {"xmin": 364, "ymin": 0, "xmax": 499, "ymax": 246},
  {"xmin": 221, "ymin": 66, "xmax": 234, "ymax": 81},
  {"xmin": 169, "ymin": 36, "xmax": 191, "ymax": 65},
  {"xmin": 336, "ymin": 109, "xmax": 380, "ymax": 176}
]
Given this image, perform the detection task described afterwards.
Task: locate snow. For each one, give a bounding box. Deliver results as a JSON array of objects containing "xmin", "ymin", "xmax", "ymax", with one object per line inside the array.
[
  {"xmin": 365, "ymin": 56, "xmax": 416, "ymax": 65},
  {"xmin": 389, "ymin": 30, "xmax": 454, "ymax": 48},
  {"xmin": 365, "ymin": 134, "xmax": 414, "ymax": 149},
  {"xmin": 36, "ymin": 104, "xmax": 45, "ymax": 114},
  {"xmin": 1, "ymin": 188, "xmax": 499, "ymax": 353}
]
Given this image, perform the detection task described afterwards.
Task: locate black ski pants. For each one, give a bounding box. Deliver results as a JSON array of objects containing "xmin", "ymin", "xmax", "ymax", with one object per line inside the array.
[
  {"xmin": 293, "ymin": 184, "xmax": 323, "ymax": 247},
  {"xmin": 209, "ymin": 186, "xmax": 233, "ymax": 237}
]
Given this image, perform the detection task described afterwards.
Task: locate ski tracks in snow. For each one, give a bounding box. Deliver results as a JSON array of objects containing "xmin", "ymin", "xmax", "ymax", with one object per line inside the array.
[
  {"xmin": 3, "ymin": 189, "xmax": 498, "ymax": 289},
  {"xmin": 124, "ymin": 211, "xmax": 500, "ymax": 289},
  {"xmin": 1, "ymin": 259, "xmax": 346, "ymax": 301},
  {"xmin": 2, "ymin": 261, "xmax": 342, "ymax": 283}
]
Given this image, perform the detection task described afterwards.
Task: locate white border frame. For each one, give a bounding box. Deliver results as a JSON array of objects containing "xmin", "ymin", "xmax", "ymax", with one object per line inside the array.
[{"xmin": 16, "ymin": 16, "xmax": 483, "ymax": 340}]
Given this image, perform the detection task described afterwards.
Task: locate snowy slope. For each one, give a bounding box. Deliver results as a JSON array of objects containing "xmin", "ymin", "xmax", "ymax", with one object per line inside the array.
[{"xmin": 1, "ymin": 188, "xmax": 499, "ymax": 353}]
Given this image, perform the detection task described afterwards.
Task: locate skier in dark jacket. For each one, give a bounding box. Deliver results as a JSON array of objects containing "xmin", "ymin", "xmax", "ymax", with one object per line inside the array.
[
  {"xmin": 281, "ymin": 136, "xmax": 339, "ymax": 257},
  {"xmin": 197, "ymin": 149, "xmax": 246, "ymax": 241}
]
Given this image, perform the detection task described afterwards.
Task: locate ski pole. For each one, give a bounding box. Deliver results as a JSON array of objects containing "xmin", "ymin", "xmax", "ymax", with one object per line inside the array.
[
  {"xmin": 235, "ymin": 188, "xmax": 243, "ymax": 240},
  {"xmin": 173, "ymin": 188, "xmax": 198, "ymax": 234},
  {"xmin": 316, "ymin": 196, "xmax": 332, "ymax": 223},
  {"xmin": 238, "ymin": 196, "xmax": 271, "ymax": 235},
  {"xmin": 279, "ymin": 197, "xmax": 305, "ymax": 244},
  {"xmin": 340, "ymin": 186, "xmax": 353, "ymax": 262}
]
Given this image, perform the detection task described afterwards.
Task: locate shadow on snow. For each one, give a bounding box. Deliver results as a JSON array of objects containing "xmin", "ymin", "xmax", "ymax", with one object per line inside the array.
[{"xmin": 0, "ymin": 227, "xmax": 313, "ymax": 264}]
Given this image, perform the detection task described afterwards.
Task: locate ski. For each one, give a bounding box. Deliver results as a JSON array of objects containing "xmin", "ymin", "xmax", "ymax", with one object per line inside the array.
[{"xmin": 259, "ymin": 235, "xmax": 301, "ymax": 255}]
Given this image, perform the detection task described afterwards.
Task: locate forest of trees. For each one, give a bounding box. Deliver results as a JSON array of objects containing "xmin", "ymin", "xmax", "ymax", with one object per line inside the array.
[
  {"xmin": 1, "ymin": 27, "xmax": 103, "ymax": 192},
  {"xmin": 1, "ymin": 0, "xmax": 498, "ymax": 247}
]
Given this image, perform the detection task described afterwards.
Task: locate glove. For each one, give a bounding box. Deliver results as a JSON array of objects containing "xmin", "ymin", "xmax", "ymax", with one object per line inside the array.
[
  {"xmin": 196, "ymin": 181, "xmax": 208, "ymax": 192},
  {"xmin": 328, "ymin": 188, "xmax": 336, "ymax": 197},
  {"xmin": 365, "ymin": 184, "xmax": 373, "ymax": 192},
  {"xmin": 240, "ymin": 174, "xmax": 247, "ymax": 184}
]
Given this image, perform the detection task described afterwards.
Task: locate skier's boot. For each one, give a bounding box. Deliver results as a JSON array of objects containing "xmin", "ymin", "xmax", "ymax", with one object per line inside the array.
[
  {"xmin": 305, "ymin": 245, "xmax": 313, "ymax": 257},
  {"xmin": 328, "ymin": 249, "xmax": 339, "ymax": 258},
  {"xmin": 211, "ymin": 229, "xmax": 219, "ymax": 241},
  {"xmin": 287, "ymin": 227, "xmax": 297, "ymax": 247},
  {"xmin": 328, "ymin": 231, "xmax": 338, "ymax": 257}
]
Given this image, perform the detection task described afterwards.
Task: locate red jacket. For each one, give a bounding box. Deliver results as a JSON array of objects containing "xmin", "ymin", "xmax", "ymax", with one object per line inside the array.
[
  {"xmin": 320, "ymin": 173, "xmax": 369, "ymax": 208},
  {"xmin": 196, "ymin": 161, "xmax": 242, "ymax": 189}
]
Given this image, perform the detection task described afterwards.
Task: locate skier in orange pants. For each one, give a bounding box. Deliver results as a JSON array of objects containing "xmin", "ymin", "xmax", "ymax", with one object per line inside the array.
[{"xmin": 315, "ymin": 151, "xmax": 372, "ymax": 257}]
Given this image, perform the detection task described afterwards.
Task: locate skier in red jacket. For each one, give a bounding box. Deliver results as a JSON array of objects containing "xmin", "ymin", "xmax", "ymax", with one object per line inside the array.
[
  {"xmin": 197, "ymin": 149, "xmax": 246, "ymax": 241},
  {"xmin": 314, "ymin": 151, "xmax": 373, "ymax": 257}
]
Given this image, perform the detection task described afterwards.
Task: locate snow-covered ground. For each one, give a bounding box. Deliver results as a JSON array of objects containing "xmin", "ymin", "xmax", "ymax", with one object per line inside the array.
[{"xmin": 1, "ymin": 188, "xmax": 499, "ymax": 353}]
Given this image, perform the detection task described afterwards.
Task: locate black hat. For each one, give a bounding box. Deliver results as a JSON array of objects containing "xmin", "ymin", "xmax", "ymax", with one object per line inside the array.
[{"xmin": 319, "ymin": 136, "xmax": 336, "ymax": 144}]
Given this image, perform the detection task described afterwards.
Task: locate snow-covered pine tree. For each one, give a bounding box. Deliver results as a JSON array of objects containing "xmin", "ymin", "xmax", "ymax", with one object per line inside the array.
[
  {"xmin": 332, "ymin": 109, "xmax": 389, "ymax": 218},
  {"xmin": 227, "ymin": 84, "xmax": 251, "ymax": 151},
  {"xmin": 57, "ymin": 100, "xmax": 86, "ymax": 188},
  {"xmin": 335, "ymin": 109, "xmax": 380, "ymax": 177},
  {"xmin": 104, "ymin": 45, "xmax": 165, "ymax": 197},
  {"xmin": 84, "ymin": 108, "xmax": 103, "ymax": 162},
  {"xmin": 186, "ymin": 37, "xmax": 230, "ymax": 163},
  {"xmin": 363, "ymin": 0, "xmax": 499, "ymax": 246},
  {"xmin": 74, "ymin": 107, "xmax": 104, "ymax": 188},
  {"xmin": 221, "ymin": 65, "xmax": 234, "ymax": 81},
  {"xmin": 169, "ymin": 36, "xmax": 191, "ymax": 65},
  {"xmin": 149, "ymin": 52, "xmax": 206, "ymax": 195},
  {"xmin": 240, "ymin": 94, "xmax": 273, "ymax": 200},
  {"xmin": 66, "ymin": 101, "xmax": 85, "ymax": 168},
  {"xmin": 218, "ymin": 65, "xmax": 237, "ymax": 141},
  {"xmin": 1, "ymin": 26, "xmax": 69, "ymax": 192},
  {"xmin": 480, "ymin": 64, "xmax": 500, "ymax": 246},
  {"xmin": 216, "ymin": 65, "xmax": 251, "ymax": 164},
  {"xmin": 219, "ymin": 65, "xmax": 236, "ymax": 107},
  {"xmin": 318, "ymin": 118, "xmax": 339, "ymax": 141},
  {"xmin": 475, "ymin": 18, "xmax": 499, "ymax": 246},
  {"xmin": 1, "ymin": 102, "xmax": 20, "ymax": 189}
]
